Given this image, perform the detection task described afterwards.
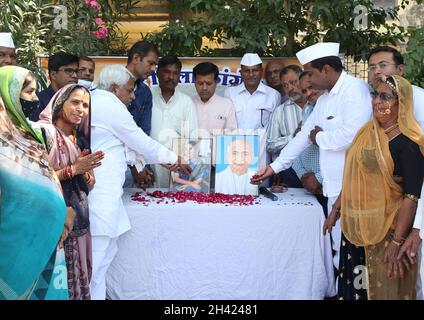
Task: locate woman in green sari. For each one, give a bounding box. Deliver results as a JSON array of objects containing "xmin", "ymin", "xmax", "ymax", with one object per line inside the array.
[{"xmin": 0, "ymin": 66, "xmax": 73, "ymax": 300}]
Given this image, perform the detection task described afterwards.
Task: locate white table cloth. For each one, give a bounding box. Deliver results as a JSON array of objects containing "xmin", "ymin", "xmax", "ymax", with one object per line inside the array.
[{"xmin": 106, "ymin": 188, "xmax": 336, "ymax": 300}]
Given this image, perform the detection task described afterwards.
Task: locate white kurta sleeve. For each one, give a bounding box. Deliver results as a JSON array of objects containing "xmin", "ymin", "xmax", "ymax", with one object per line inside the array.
[
  {"xmin": 271, "ymin": 90, "xmax": 281, "ymax": 110},
  {"xmin": 225, "ymin": 101, "xmax": 238, "ymax": 131},
  {"xmin": 110, "ymin": 107, "xmax": 178, "ymax": 165},
  {"xmin": 269, "ymin": 109, "xmax": 315, "ymax": 174},
  {"xmin": 315, "ymin": 84, "xmax": 372, "ymax": 151},
  {"xmin": 413, "ymin": 184, "xmax": 424, "ymax": 237},
  {"xmin": 223, "ymin": 87, "xmax": 232, "ymax": 100},
  {"xmin": 412, "ymin": 85, "xmax": 424, "ymax": 131}
]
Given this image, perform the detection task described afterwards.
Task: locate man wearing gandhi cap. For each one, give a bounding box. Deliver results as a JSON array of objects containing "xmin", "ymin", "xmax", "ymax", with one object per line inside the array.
[
  {"xmin": 0, "ymin": 32, "xmax": 17, "ymax": 67},
  {"xmin": 225, "ymin": 53, "xmax": 280, "ymax": 131},
  {"xmin": 251, "ymin": 42, "xmax": 372, "ymax": 282},
  {"xmin": 224, "ymin": 53, "xmax": 280, "ymax": 173}
]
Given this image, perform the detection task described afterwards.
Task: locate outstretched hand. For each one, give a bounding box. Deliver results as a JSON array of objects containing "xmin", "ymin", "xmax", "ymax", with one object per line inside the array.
[
  {"xmin": 250, "ymin": 165, "xmax": 275, "ymax": 185},
  {"xmin": 164, "ymin": 160, "xmax": 192, "ymax": 175}
]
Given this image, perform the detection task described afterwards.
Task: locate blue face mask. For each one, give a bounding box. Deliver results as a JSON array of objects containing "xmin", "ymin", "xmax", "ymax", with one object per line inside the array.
[
  {"xmin": 20, "ymin": 98, "xmax": 40, "ymax": 121},
  {"xmin": 78, "ymin": 79, "xmax": 94, "ymax": 90}
]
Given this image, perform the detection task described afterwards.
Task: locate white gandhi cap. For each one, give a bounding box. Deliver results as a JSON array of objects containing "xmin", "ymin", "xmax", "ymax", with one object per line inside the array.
[
  {"xmin": 240, "ymin": 53, "xmax": 262, "ymax": 67},
  {"xmin": 296, "ymin": 42, "xmax": 339, "ymax": 65},
  {"xmin": 0, "ymin": 32, "xmax": 15, "ymax": 49}
]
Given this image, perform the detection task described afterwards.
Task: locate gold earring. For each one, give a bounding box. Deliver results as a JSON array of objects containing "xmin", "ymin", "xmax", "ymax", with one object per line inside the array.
[{"xmin": 384, "ymin": 102, "xmax": 391, "ymax": 115}]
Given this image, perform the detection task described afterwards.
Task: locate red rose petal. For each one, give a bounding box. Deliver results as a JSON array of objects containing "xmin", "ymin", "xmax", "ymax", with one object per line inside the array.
[{"xmin": 131, "ymin": 191, "xmax": 256, "ymax": 206}]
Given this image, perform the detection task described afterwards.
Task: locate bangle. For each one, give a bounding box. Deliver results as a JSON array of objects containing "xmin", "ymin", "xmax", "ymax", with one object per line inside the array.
[
  {"xmin": 404, "ymin": 194, "xmax": 419, "ymax": 202},
  {"xmin": 393, "ymin": 233, "xmax": 406, "ymax": 242},
  {"xmin": 391, "ymin": 239, "xmax": 403, "ymax": 247},
  {"xmin": 62, "ymin": 167, "xmax": 68, "ymax": 180},
  {"xmin": 59, "ymin": 169, "xmax": 65, "ymax": 181},
  {"xmin": 63, "ymin": 165, "xmax": 73, "ymax": 180}
]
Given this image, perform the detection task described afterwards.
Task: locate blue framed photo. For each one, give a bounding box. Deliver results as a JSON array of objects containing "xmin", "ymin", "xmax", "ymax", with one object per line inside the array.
[{"xmin": 215, "ymin": 135, "xmax": 259, "ymax": 196}]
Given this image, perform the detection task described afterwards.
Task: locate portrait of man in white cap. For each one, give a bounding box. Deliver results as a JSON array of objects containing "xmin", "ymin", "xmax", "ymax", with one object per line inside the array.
[
  {"xmin": 251, "ymin": 42, "xmax": 372, "ymax": 276},
  {"xmin": 0, "ymin": 32, "xmax": 17, "ymax": 67},
  {"xmin": 215, "ymin": 135, "xmax": 259, "ymax": 196},
  {"xmin": 224, "ymin": 53, "xmax": 280, "ymax": 170}
]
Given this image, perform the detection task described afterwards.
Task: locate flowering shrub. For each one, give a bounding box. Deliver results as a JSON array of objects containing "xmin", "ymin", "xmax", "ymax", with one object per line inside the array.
[
  {"xmin": 144, "ymin": 0, "xmax": 410, "ymax": 59},
  {"xmin": 82, "ymin": 0, "xmax": 109, "ymax": 40},
  {"xmin": 85, "ymin": 0, "xmax": 101, "ymax": 10},
  {"xmin": 0, "ymin": 0, "xmax": 140, "ymax": 69}
]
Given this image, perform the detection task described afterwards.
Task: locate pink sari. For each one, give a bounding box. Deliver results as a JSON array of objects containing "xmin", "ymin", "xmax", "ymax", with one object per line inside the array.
[{"xmin": 38, "ymin": 84, "xmax": 93, "ymax": 300}]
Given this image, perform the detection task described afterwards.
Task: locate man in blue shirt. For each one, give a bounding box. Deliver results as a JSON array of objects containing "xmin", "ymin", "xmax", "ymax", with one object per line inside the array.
[
  {"xmin": 126, "ymin": 41, "xmax": 159, "ymax": 135},
  {"xmin": 125, "ymin": 41, "xmax": 159, "ymax": 188},
  {"xmin": 38, "ymin": 52, "xmax": 79, "ymax": 117}
]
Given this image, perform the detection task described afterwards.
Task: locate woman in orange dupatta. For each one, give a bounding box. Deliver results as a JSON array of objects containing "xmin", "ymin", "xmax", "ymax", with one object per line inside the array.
[{"xmin": 324, "ymin": 75, "xmax": 424, "ymax": 300}]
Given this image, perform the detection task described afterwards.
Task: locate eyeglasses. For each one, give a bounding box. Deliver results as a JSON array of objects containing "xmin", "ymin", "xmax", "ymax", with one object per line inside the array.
[
  {"xmin": 366, "ymin": 62, "xmax": 397, "ymax": 72},
  {"xmin": 370, "ymin": 91, "xmax": 397, "ymax": 101},
  {"xmin": 59, "ymin": 67, "xmax": 79, "ymax": 76}
]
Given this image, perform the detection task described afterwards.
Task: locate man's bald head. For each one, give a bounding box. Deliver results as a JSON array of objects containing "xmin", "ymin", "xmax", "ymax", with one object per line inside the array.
[{"xmin": 265, "ymin": 61, "xmax": 284, "ymax": 92}]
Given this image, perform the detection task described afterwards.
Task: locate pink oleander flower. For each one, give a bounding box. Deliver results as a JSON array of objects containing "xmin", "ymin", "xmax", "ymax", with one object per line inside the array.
[
  {"xmin": 86, "ymin": 0, "xmax": 101, "ymax": 10},
  {"xmin": 93, "ymin": 26, "xmax": 108, "ymax": 39},
  {"xmin": 95, "ymin": 17, "xmax": 104, "ymax": 25}
]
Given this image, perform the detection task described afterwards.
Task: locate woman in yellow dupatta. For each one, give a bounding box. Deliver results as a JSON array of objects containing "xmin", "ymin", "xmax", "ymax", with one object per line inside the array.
[{"xmin": 324, "ymin": 75, "xmax": 424, "ymax": 300}]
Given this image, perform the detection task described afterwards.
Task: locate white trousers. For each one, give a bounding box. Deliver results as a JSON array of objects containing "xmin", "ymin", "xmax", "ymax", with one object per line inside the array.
[
  {"xmin": 328, "ymin": 196, "xmax": 341, "ymax": 271},
  {"xmin": 417, "ymin": 243, "xmax": 424, "ymax": 300},
  {"xmin": 90, "ymin": 236, "xmax": 118, "ymax": 300}
]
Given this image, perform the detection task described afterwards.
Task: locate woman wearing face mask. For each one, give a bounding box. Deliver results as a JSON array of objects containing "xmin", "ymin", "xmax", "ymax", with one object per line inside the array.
[
  {"xmin": 38, "ymin": 84, "xmax": 104, "ymax": 300},
  {"xmin": 19, "ymin": 71, "xmax": 42, "ymax": 121},
  {"xmin": 0, "ymin": 65, "xmax": 74, "ymax": 300},
  {"xmin": 324, "ymin": 75, "xmax": 424, "ymax": 300}
]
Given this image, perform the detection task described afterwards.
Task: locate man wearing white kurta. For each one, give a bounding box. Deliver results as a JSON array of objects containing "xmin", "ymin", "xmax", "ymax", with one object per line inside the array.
[
  {"xmin": 215, "ymin": 139, "xmax": 258, "ymax": 196},
  {"xmin": 251, "ymin": 43, "xmax": 373, "ymax": 277},
  {"xmin": 150, "ymin": 56, "xmax": 198, "ymax": 188},
  {"xmin": 367, "ymin": 46, "xmax": 424, "ymax": 299},
  {"xmin": 89, "ymin": 65, "xmax": 180, "ymax": 300},
  {"xmin": 224, "ymin": 53, "xmax": 280, "ymax": 166}
]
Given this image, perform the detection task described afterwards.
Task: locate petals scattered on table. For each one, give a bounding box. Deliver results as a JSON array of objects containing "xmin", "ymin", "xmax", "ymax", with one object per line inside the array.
[{"xmin": 131, "ymin": 191, "xmax": 256, "ymax": 206}]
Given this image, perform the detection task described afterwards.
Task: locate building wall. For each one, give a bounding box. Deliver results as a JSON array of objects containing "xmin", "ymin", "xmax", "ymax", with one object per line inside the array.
[{"xmin": 118, "ymin": 0, "xmax": 169, "ymax": 45}]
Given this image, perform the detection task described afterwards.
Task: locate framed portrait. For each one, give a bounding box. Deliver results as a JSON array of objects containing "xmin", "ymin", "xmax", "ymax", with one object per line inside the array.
[
  {"xmin": 215, "ymin": 135, "xmax": 259, "ymax": 196},
  {"xmin": 169, "ymin": 138, "xmax": 212, "ymax": 193}
]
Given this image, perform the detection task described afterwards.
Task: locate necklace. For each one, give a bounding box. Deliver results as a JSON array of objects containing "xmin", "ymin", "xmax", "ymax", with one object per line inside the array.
[
  {"xmin": 384, "ymin": 123, "xmax": 398, "ymax": 134},
  {"xmin": 388, "ymin": 129, "xmax": 401, "ymax": 142}
]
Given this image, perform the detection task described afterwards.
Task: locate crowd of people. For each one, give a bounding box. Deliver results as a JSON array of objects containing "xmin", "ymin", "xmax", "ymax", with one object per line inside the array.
[{"xmin": 0, "ymin": 29, "xmax": 423, "ymax": 300}]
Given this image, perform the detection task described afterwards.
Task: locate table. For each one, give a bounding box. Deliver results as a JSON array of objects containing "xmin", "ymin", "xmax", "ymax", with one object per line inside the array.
[{"xmin": 106, "ymin": 188, "xmax": 336, "ymax": 300}]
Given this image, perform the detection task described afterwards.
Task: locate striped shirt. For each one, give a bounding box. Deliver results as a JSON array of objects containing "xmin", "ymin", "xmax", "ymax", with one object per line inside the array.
[{"xmin": 266, "ymin": 99, "xmax": 312, "ymax": 159}]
